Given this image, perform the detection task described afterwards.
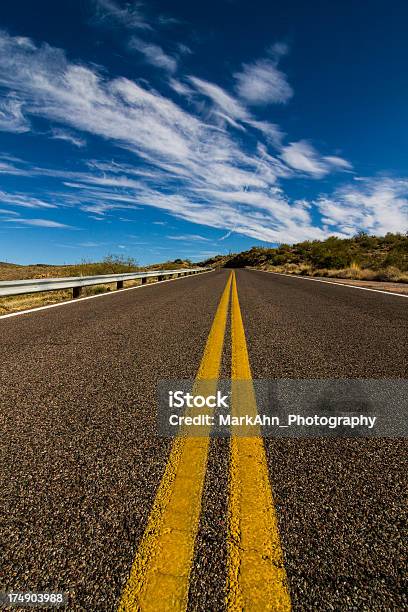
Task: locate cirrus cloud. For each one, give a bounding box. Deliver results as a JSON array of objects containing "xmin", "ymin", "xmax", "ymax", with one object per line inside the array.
[
  {"xmin": 235, "ymin": 57, "xmax": 293, "ymax": 105},
  {"xmin": 280, "ymin": 141, "xmax": 351, "ymax": 177},
  {"xmin": 0, "ymin": 29, "xmax": 368, "ymax": 245}
]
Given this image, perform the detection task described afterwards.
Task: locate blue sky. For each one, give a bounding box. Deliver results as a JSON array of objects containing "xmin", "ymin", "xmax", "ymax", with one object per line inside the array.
[{"xmin": 0, "ymin": 0, "xmax": 407, "ymax": 265}]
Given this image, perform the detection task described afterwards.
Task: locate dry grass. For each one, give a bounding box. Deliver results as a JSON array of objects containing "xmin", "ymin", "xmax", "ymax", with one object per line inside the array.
[
  {"xmin": 0, "ymin": 277, "xmax": 161, "ymax": 316},
  {"xmin": 261, "ymin": 262, "xmax": 408, "ymax": 283},
  {"xmin": 0, "ymin": 256, "xmax": 186, "ymax": 315},
  {"xmin": 0, "ymin": 289, "xmax": 72, "ymax": 315},
  {"xmin": 0, "ymin": 256, "xmax": 192, "ymax": 315},
  {"xmin": 0, "ymin": 260, "xmax": 140, "ymax": 281},
  {"xmin": 0, "ymin": 257, "xmax": 193, "ymax": 282}
]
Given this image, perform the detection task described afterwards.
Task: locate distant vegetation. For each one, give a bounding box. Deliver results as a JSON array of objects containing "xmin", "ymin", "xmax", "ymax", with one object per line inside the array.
[
  {"xmin": 202, "ymin": 233, "xmax": 408, "ymax": 282},
  {"xmin": 147, "ymin": 258, "xmax": 193, "ymax": 270},
  {"xmin": 0, "ymin": 255, "xmax": 140, "ymax": 281},
  {"xmin": 0, "ymin": 255, "xmax": 194, "ymax": 281},
  {"xmin": 1, "ymin": 234, "xmax": 407, "ymax": 315},
  {"xmin": 0, "ymin": 255, "xmax": 196, "ymax": 315}
]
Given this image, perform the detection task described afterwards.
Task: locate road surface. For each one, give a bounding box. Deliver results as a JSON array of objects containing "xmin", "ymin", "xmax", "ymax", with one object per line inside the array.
[{"xmin": 1, "ymin": 269, "xmax": 407, "ymax": 610}]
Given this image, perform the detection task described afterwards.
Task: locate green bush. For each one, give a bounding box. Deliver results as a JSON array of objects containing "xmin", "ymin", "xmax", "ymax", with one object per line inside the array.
[{"xmin": 202, "ymin": 233, "xmax": 408, "ymax": 276}]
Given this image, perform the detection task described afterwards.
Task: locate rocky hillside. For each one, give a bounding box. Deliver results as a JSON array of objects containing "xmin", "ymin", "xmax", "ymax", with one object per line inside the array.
[{"xmin": 201, "ymin": 233, "xmax": 408, "ymax": 282}]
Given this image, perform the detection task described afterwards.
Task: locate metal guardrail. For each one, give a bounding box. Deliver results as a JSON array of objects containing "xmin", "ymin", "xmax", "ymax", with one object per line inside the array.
[{"xmin": 0, "ymin": 267, "xmax": 211, "ymax": 298}]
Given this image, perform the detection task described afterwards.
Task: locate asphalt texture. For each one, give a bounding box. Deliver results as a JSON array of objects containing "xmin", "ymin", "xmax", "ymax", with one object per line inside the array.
[
  {"xmin": 237, "ymin": 269, "xmax": 407, "ymax": 611},
  {"xmin": 1, "ymin": 269, "xmax": 407, "ymax": 611},
  {"xmin": 1, "ymin": 272, "xmax": 226, "ymax": 610}
]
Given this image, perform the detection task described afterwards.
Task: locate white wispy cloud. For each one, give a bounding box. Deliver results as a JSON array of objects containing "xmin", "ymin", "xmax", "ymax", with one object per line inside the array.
[
  {"xmin": 50, "ymin": 128, "xmax": 86, "ymax": 147},
  {"xmin": 4, "ymin": 218, "xmax": 72, "ymax": 228},
  {"xmin": 177, "ymin": 43, "xmax": 192, "ymax": 56},
  {"xmin": 0, "ymin": 30, "xmax": 377, "ymax": 244},
  {"xmin": 0, "ymin": 33, "xmax": 200, "ymax": 162},
  {"xmin": 188, "ymin": 76, "xmax": 284, "ymax": 145},
  {"xmin": 269, "ymin": 41, "xmax": 290, "ymax": 58},
  {"xmin": 323, "ymin": 155, "xmax": 352, "ymax": 170},
  {"xmin": 129, "ymin": 37, "xmax": 178, "ymax": 73},
  {"xmin": 189, "ymin": 76, "xmax": 248, "ymax": 120},
  {"xmin": 0, "ymin": 208, "xmax": 20, "ymax": 215},
  {"xmin": 93, "ymin": 0, "xmax": 152, "ymax": 30},
  {"xmin": 168, "ymin": 78, "xmax": 193, "ymax": 96},
  {"xmin": 247, "ymin": 120, "xmax": 284, "ymax": 145},
  {"xmin": 0, "ymin": 160, "xmax": 32, "ymax": 175},
  {"xmin": 234, "ymin": 44, "xmax": 293, "ymax": 105},
  {"xmin": 280, "ymin": 141, "xmax": 351, "ymax": 177},
  {"xmin": 317, "ymin": 177, "xmax": 408, "ymax": 235},
  {"xmin": 0, "ymin": 191, "xmax": 57, "ymax": 208},
  {"xmin": 0, "ymin": 97, "xmax": 30, "ymax": 132},
  {"xmin": 93, "ymin": 0, "xmax": 179, "ymax": 32},
  {"xmin": 167, "ymin": 234, "xmax": 210, "ymax": 241},
  {"xmin": 79, "ymin": 241, "xmax": 101, "ymax": 247}
]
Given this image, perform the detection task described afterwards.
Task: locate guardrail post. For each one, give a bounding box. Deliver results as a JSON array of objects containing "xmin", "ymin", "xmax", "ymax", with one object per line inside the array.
[{"xmin": 0, "ymin": 268, "xmax": 208, "ymax": 299}]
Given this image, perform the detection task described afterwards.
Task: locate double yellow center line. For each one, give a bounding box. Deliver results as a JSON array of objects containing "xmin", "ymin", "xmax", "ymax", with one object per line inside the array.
[
  {"xmin": 118, "ymin": 271, "xmax": 291, "ymax": 611},
  {"xmin": 228, "ymin": 272, "xmax": 290, "ymax": 611}
]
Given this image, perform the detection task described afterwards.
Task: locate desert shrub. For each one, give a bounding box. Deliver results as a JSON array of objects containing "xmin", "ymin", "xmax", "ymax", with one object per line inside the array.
[{"xmin": 207, "ymin": 233, "xmax": 407, "ymax": 277}]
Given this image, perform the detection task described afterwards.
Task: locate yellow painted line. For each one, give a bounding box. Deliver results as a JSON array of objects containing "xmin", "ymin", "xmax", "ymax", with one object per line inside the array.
[
  {"xmin": 118, "ymin": 272, "xmax": 233, "ymax": 612},
  {"xmin": 227, "ymin": 271, "xmax": 291, "ymax": 611}
]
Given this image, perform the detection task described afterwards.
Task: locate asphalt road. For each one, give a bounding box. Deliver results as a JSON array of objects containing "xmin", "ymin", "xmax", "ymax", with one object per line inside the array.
[
  {"xmin": 0, "ymin": 269, "xmax": 406, "ymax": 611},
  {"xmin": 237, "ymin": 269, "xmax": 407, "ymax": 611}
]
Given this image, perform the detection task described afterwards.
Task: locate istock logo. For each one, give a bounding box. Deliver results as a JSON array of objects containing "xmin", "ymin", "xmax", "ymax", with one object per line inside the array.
[{"xmin": 168, "ymin": 390, "xmax": 229, "ymax": 409}]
